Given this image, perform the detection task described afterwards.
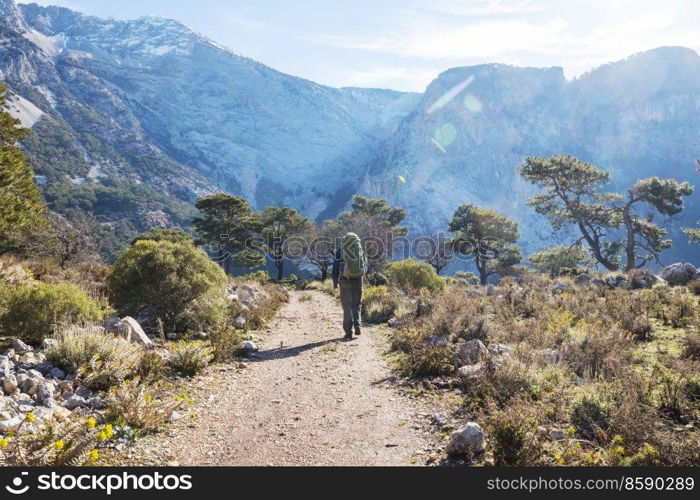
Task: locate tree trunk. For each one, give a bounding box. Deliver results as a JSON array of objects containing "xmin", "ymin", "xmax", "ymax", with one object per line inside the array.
[
  {"xmin": 275, "ymin": 254, "xmax": 284, "ymax": 280},
  {"xmin": 476, "ymin": 259, "xmax": 487, "ymax": 285},
  {"xmin": 622, "ymin": 201, "xmax": 636, "ymax": 272},
  {"xmin": 575, "ymin": 219, "xmax": 618, "ymax": 271}
]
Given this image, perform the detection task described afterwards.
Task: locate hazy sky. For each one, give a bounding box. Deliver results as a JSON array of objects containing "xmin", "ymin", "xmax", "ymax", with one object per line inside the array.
[{"xmin": 23, "ymin": 0, "xmax": 700, "ymax": 91}]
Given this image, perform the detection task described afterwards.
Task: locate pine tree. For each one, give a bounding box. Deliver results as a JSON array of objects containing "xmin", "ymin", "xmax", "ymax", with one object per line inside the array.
[
  {"xmin": 621, "ymin": 177, "xmax": 693, "ymax": 270},
  {"xmin": 683, "ymin": 160, "xmax": 700, "ymax": 244},
  {"xmin": 448, "ymin": 204, "xmax": 521, "ymax": 285},
  {"xmin": 257, "ymin": 206, "xmax": 312, "ymax": 280},
  {"xmin": 0, "ymin": 82, "xmax": 46, "ymax": 246},
  {"xmin": 518, "ymin": 155, "xmax": 622, "ymax": 271},
  {"xmin": 193, "ymin": 193, "xmax": 259, "ymax": 274}
]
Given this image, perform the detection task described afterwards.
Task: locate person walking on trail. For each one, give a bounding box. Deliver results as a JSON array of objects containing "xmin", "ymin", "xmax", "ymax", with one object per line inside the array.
[{"xmin": 332, "ymin": 232, "xmax": 366, "ymax": 340}]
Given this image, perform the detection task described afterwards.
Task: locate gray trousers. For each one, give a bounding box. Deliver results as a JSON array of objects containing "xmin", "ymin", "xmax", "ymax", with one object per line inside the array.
[{"xmin": 339, "ymin": 278, "xmax": 362, "ymax": 335}]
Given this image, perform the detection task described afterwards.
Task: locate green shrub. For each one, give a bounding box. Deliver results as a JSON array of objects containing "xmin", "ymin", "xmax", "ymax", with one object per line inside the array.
[
  {"xmin": 570, "ymin": 393, "xmax": 612, "ymax": 439},
  {"xmin": 46, "ymin": 325, "xmax": 138, "ymax": 371},
  {"xmin": 208, "ymin": 325, "xmax": 243, "ymax": 362},
  {"xmin": 386, "ymin": 259, "xmax": 445, "ymax": 294},
  {"xmin": 46, "ymin": 326, "xmax": 141, "ymax": 390},
  {"xmin": 136, "ymin": 351, "xmax": 168, "ymax": 381},
  {"xmin": 244, "ymin": 270, "xmax": 270, "ymax": 283},
  {"xmin": 108, "ymin": 240, "xmax": 228, "ymax": 334},
  {"xmin": 657, "ymin": 373, "xmax": 686, "ymax": 419},
  {"xmin": 104, "ymin": 379, "xmax": 184, "ymax": 433},
  {"xmin": 624, "ymin": 443, "xmax": 660, "ymax": 466},
  {"xmin": 395, "ymin": 344, "xmax": 455, "ymax": 378},
  {"xmin": 361, "ymin": 285, "xmax": 399, "ymax": 323},
  {"xmin": 0, "ymin": 282, "xmax": 103, "ymax": 344},
  {"xmin": 486, "ymin": 403, "xmax": 543, "ymax": 466},
  {"xmin": 528, "ymin": 245, "xmax": 592, "ymax": 277},
  {"xmin": 683, "ymin": 331, "xmax": 700, "ymax": 361},
  {"xmin": 167, "ymin": 340, "xmax": 214, "ymax": 376},
  {"xmin": 131, "ymin": 228, "xmax": 194, "ymax": 246},
  {"xmin": 662, "ymin": 294, "xmax": 696, "ymax": 328}
]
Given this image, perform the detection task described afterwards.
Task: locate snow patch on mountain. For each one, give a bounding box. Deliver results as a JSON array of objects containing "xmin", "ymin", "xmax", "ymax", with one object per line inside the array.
[{"xmin": 2, "ymin": 92, "xmax": 43, "ymax": 127}]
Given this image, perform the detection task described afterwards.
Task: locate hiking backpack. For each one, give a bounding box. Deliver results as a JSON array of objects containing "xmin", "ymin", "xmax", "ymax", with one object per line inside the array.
[{"xmin": 341, "ymin": 232, "xmax": 365, "ymax": 279}]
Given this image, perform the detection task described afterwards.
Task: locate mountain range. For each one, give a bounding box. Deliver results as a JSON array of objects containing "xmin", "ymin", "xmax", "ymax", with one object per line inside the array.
[{"xmin": 1, "ymin": 0, "xmax": 699, "ymax": 263}]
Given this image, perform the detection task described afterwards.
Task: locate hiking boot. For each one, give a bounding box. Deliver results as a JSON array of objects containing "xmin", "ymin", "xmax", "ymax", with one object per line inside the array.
[
  {"xmin": 354, "ymin": 325, "xmax": 361, "ymax": 336},
  {"xmin": 343, "ymin": 332, "xmax": 353, "ymax": 341}
]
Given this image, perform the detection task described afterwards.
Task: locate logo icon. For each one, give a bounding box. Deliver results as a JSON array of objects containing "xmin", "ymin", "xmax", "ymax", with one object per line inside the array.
[{"xmin": 6, "ymin": 472, "xmax": 30, "ymax": 495}]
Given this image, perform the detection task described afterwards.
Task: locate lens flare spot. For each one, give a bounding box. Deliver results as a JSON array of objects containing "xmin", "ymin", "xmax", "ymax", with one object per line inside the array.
[
  {"xmin": 430, "ymin": 138, "xmax": 446, "ymax": 153},
  {"xmin": 463, "ymin": 94, "xmax": 482, "ymax": 112},
  {"xmin": 427, "ymin": 75, "xmax": 474, "ymax": 113},
  {"xmin": 397, "ymin": 175, "xmax": 407, "ymax": 183},
  {"xmin": 431, "ymin": 123, "xmax": 457, "ymax": 152}
]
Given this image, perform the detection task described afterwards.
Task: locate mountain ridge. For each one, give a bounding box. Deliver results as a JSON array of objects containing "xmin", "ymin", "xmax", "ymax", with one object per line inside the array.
[{"xmin": 2, "ymin": 0, "xmax": 699, "ymax": 263}]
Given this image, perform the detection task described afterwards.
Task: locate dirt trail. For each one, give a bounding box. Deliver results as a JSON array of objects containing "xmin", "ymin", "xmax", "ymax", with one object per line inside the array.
[{"xmin": 127, "ymin": 290, "xmax": 434, "ymax": 466}]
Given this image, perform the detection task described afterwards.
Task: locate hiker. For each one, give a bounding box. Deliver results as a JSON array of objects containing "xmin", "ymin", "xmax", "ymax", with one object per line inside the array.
[{"xmin": 332, "ymin": 232, "xmax": 366, "ymax": 340}]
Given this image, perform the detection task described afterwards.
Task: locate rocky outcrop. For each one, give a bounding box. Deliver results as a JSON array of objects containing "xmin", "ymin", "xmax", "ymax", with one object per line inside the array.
[
  {"xmin": 0, "ymin": 342, "xmax": 106, "ymax": 435},
  {"xmin": 661, "ymin": 263, "xmax": 697, "ymax": 286},
  {"xmin": 457, "ymin": 339, "xmax": 487, "ymax": 365},
  {"xmin": 446, "ymin": 422, "xmax": 485, "ymax": 457}
]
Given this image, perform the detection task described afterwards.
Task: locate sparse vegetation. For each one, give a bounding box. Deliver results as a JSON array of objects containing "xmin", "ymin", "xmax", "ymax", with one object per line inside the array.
[
  {"xmin": 166, "ymin": 340, "xmax": 214, "ymax": 376},
  {"xmin": 384, "ymin": 271, "xmax": 700, "ymax": 466}
]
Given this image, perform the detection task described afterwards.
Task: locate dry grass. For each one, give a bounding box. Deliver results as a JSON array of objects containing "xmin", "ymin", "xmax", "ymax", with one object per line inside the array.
[{"xmin": 384, "ymin": 271, "xmax": 700, "ymax": 466}]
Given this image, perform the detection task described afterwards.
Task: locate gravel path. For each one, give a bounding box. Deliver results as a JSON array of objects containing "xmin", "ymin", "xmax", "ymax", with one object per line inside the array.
[{"xmin": 124, "ymin": 290, "xmax": 435, "ymax": 466}]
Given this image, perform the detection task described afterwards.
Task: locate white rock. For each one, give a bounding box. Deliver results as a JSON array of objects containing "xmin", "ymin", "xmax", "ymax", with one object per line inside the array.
[
  {"xmin": 104, "ymin": 315, "xmax": 121, "ymax": 332},
  {"xmin": 3, "ymin": 374, "xmax": 17, "ymax": 394},
  {"xmin": 661, "ymin": 262, "xmax": 697, "ymax": 286},
  {"xmin": 425, "ymin": 335, "xmax": 448, "ymax": 347},
  {"xmin": 115, "ymin": 317, "xmax": 154, "ymax": 348},
  {"xmin": 20, "ymin": 377, "xmax": 38, "ymax": 396},
  {"xmin": 458, "ymin": 339, "xmax": 487, "ymax": 365},
  {"xmin": 242, "ymin": 340, "xmax": 259, "ymax": 353},
  {"xmin": 387, "ymin": 317, "xmax": 401, "ymax": 328},
  {"xmin": 488, "ymin": 343, "xmax": 514, "ymax": 357},
  {"xmin": 12, "ymin": 339, "xmax": 32, "ymax": 354},
  {"xmin": 36, "ymin": 382, "xmax": 54, "ymax": 407},
  {"xmin": 457, "ymin": 364, "xmax": 484, "ymax": 379},
  {"xmin": 0, "ymin": 416, "xmax": 22, "ymax": 433},
  {"xmin": 48, "ymin": 367, "xmax": 65, "ymax": 379},
  {"xmin": 168, "ymin": 410, "xmax": 185, "ymax": 422},
  {"xmin": 63, "ymin": 395, "xmax": 87, "ymax": 410},
  {"xmin": 57, "ymin": 380, "xmax": 73, "ymax": 393},
  {"xmin": 446, "ymin": 422, "xmax": 485, "ymax": 457}
]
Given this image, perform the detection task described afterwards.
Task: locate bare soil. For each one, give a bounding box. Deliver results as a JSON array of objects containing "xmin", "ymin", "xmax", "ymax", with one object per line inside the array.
[{"xmin": 122, "ymin": 290, "xmax": 439, "ymax": 466}]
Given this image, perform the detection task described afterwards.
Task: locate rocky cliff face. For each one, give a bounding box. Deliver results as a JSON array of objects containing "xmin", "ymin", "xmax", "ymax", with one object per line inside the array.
[
  {"xmin": 365, "ymin": 48, "xmax": 700, "ymax": 258},
  {"xmin": 0, "ymin": 0, "xmax": 418, "ymax": 241},
  {"xmin": 1, "ymin": 0, "xmax": 698, "ymax": 262}
]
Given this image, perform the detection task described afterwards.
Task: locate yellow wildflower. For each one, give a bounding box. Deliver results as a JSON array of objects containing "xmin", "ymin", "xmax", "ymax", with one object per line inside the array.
[
  {"xmin": 104, "ymin": 424, "xmax": 114, "ymax": 439},
  {"xmin": 0, "ymin": 438, "xmax": 8, "ymax": 448},
  {"xmin": 89, "ymin": 449, "xmax": 99, "ymax": 462},
  {"xmin": 26, "ymin": 412, "xmax": 35, "ymax": 423},
  {"xmin": 86, "ymin": 417, "xmax": 96, "ymax": 429},
  {"xmin": 98, "ymin": 430, "xmax": 108, "ymax": 442},
  {"xmin": 145, "ymin": 394, "xmax": 153, "ymax": 404},
  {"xmin": 53, "ymin": 440, "xmax": 65, "ymax": 451}
]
